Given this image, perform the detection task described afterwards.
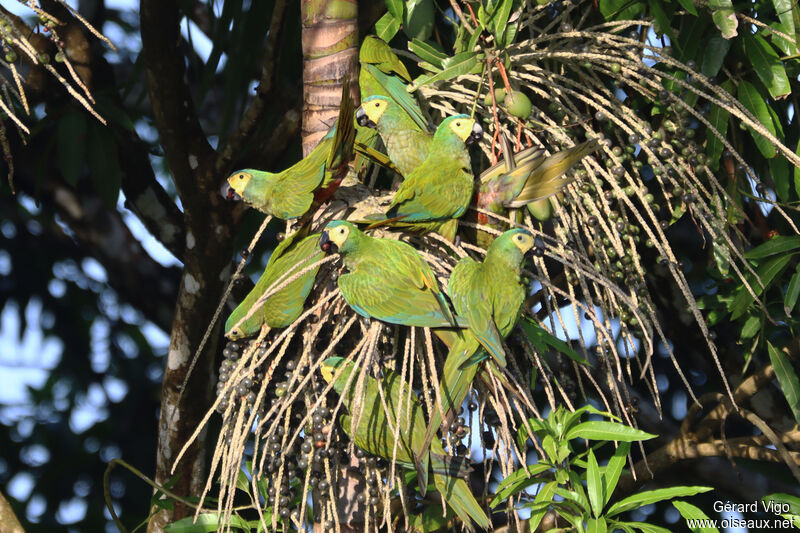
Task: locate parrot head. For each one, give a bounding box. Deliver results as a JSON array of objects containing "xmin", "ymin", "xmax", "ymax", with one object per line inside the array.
[
  {"xmin": 356, "ymin": 95, "xmax": 389, "ymax": 128},
  {"xmin": 320, "ymin": 357, "xmax": 350, "ymax": 394},
  {"xmin": 442, "ymin": 114, "xmax": 483, "ymax": 146},
  {"xmin": 223, "ymin": 170, "xmax": 254, "ymax": 201},
  {"xmin": 490, "ymin": 228, "xmax": 536, "ymax": 263},
  {"xmin": 320, "ymin": 220, "xmax": 357, "ymax": 254}
]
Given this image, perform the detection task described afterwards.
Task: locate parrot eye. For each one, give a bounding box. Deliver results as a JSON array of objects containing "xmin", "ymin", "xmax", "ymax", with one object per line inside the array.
[
  {"xmin": 455, "ymin": 121, "xmax": 461, "ymax": 127},
  {"xmin": 374, "ymin": 102, "xmax": 380, "ymax": 107}
]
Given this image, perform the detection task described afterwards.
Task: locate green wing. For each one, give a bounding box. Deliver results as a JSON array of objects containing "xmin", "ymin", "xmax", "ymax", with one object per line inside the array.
[
  {"xmin": 325, "ymin": 74, "xmax": 357, "ymax": 174},
  {"xmin": 339, "ymin": 239, "xmax": 462, "ymax": 327},
  {"xmin": 389, "ymin": 163, "xmax": 473, "ymax": 222},
  {"xmin": 449, "ymin": 259, "xmax": 507, "ymax": 366},
  {"xmin": 360, "ymin": 35, "xmax": 412, "ymax": 81},
  {"xmin": 365, "ymin": 64, "xmax": 429, "ymax": 131},
  {"xmin": 225, "ymin": 229, "xmax": 323, "ymax": 337}
]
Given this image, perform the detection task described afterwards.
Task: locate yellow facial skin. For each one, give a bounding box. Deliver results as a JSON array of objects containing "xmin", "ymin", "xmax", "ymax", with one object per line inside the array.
[
  {"xmin": 324, "ymin": 223, "xmax": 350, "ymax": 248},
  {"xmin": 449, "ymin": 117, "xmax": 478, "ymax": 142},
  {"xmin": 363, "ymin": 98, "xmax": 389, "ymax": 124},
  {"xmin": 226, "ymin": 171, "xmax": 252, "ymax": 196},
  {"xmin": 512, "ymin": 232, "xmax": 535, "ymax": 254},
  {"xmin": 319, "ymin": 363, "xmax": 335, "ymax": 384},
  {"xmin": 226, "ymin": 325, "xmax": 245, "ymax": 340}
]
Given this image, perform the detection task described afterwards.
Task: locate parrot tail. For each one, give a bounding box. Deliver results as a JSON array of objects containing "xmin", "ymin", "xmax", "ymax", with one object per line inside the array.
[{"xmin": 431, "ymin": 462, "xmax": 489, "ymax": 531}]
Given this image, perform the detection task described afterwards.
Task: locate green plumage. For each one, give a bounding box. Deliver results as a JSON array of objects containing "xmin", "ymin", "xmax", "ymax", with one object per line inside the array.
[
  {"xmin": 225, "ymin": 229, "xmax": 325, "ymax": 339},
  {"xmin": 321, "ymin": 357, "xmax": 490, "ymax": 531},
  {"xmin": 224, "ymin": 79, "xmax": 355, "ymax": 220},
  {"xmin": 319, "ymin": 221, "xmax": 463, "ymax": 328},
  {"xmin": 421, "ymin": 229, "xmax": 535, "ymax": 459},
  {"xmin": 360, "ymin": 95, "xmax": 432, "ymax": 177},
  {"xmin": 476, "ymin": 139, "xmax": 599, "ymax": 246},
  {"xmin": 373, "ymin": 115, "xmax": 479, "ymax": 241}
]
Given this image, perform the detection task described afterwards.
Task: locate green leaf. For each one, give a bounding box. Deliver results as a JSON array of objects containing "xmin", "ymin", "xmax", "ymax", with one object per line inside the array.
[
  {"xmin": 409, "ymin": 52, "xmax": 483, "ymax": 90},
  {"xmin": 606, "ymin": 486, "xmax": 713, "ymax": 517},
  {"xmin": 786, "ymin": 269, "xmax": 800, "ymax": 316},
  {"xmin": 676, "ymin": 0, "xmax": 698, "ymax": 16},
  {"xmin": 491, "ymin": 0, "xmax": 514, "ymax": 42},
  {"xmin": 404, "ymin": 0, "xmax": 434, "ymax": 41},
  {"xmin": 235, "ymin": 469, "xmax": 250, "ymax": 494},
  {"xmin": 375, "ymin": 12, "xmax": 400, "ymax": 42},
  {"xmin": 165, "ymin": 514, "xmax": 251, "ymax": 532},
  {"xmin": 520, "ymin": 317, "xmax": 588, "ymax": 365},
  {"xmin": 87, "ymin": 124, "xmax": 123, "ymax": 208},
  {"xmin": 730, "ymin": 254, "xmax": 793, "ymax": 319},
  {"xmin": 408, "ymin": 39, "xmax": 447, "ymax": 68},
  {"xmin": 745, "ymin": 236, "xmax": 800, "ymax": 259},
  {"xmin": 771, "ymin": 0, "xmax": 797, "ymax": 51},
  {"xmin": 766, "ymin": 21, "xmax": 799, "ymax": 56},
  {"xmin": 743, "ymin": 34, "xmax": 792, "ymax": 99},
  {"xmin": 709, "ymin": 0, "xmax": 738, "ymax": 38},
  {"xmin": 673, "ymin": 500, "xmax": 720, "ymax": 532},
  {"xmin": 586, "ymin": 449, "xmax": 604, "ymax": 517},
  {"xmin": 737, "ymin": 80, "xmax": 778, "ymax": 158},
  {"xmin": 555, "ymin": 486, "xmax": 590, "ymax": 515},
  {"xmin": 648, "ymin": 0, "xmax": 676, "ymax": 41},
  {"xmin": 626, "ymin": 522, "xmax": 673, "ymax": 533},
  {"xmin": 769, "ymin": 156, "xmax": 791, "ymax": 202},
  {"xmin": 795, "ymin": 139, "xmax": 800, "ymax": 199},
  {"xmin": 57, "ymin": 112, "xmax": 87, "ymax": 187},
  {"xmin": 385, "ymin": 0, "xmax": 403, "ymax": 21},
  {"xmin": 599, "ymin": 0, "xmax": 645, "ymax": 20},
  {"xmin": 705, "ymin": 81, "xmax": 732, "ymax": 170},
  {"xmin": 767, "ymin": 342, "xmax": 800, "ymax": 424},
  {"xmin": 528, "ymin": 481, "xmax": 557, "ymax": 531},
  {"xmin": 490, "ymin": 462, "xmax": 552, "ymax": 507},
  {"xmin": 740, "ymin": 314, "xmax": 762, "ymax": 339},
  {"xmin": 587, "ymin": 517, "xmax": 609, "ymax": 533},
  {"xmin": 603, "ymin": 442, "xmax": 630, "ymax": 504},
  {"xmin": 701, "ymin": 34, "xmax": 732, "ymax": 77},
  {"xmin": 565, "ymin": 421, "xmax": 657, "ymax": 442},
  {"xmin": 410, "ymin": 504, "xmax": 453, "ymax": 532},
  {"xmin": 763, "ymin": 493, "xmax": 800, "ymax": 515}
]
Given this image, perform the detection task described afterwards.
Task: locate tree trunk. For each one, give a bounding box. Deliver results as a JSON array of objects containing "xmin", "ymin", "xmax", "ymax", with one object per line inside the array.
[
  {"xmin": 0, "ymin": 491, "xmax": 25, "ymax": 533},
  {"xmin": 140, "ymin": 1, "xmax": 235, "ymax": 531},
  {"xmin": 300, "ymin": 0, "xmax": 359, "ymax": 156}
]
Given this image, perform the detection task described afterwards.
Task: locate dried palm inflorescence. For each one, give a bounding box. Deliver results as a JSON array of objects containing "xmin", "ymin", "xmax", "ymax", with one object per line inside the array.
[
  {"xmin": 0, "ymin": 0, "xmax": 114, "ymax": 192},
  {"xmin": 180, "ymin": 1, "xmax": 799, "ymax": 531}
]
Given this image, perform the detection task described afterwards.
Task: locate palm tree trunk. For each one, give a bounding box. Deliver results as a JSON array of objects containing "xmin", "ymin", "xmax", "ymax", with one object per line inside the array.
[{"xmin": 300, "ymin": 0, "xmax": 359, "ymax": 156}]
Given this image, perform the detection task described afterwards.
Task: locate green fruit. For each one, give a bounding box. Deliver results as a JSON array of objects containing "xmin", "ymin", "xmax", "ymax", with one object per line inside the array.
[
  {"xmin": 4, "ymin": 50, "xmax": 17, "ymax": 62},
  {"xmin": 527, "ymin": 198, "xmax": 552, "ymax": 221},
  {"xmin": 505, "ymin": 90, "xmax": 532, "ymax": 119},
  {"xmin": 484, "ymin": 88, "xmax": 506, "ymax": 106}
]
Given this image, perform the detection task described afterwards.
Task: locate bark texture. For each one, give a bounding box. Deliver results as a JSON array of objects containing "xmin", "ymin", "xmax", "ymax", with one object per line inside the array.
[
  {"xmin": 0, "ymin": 491, "xmax": 25, "ymax": 533},
  {"xmin": 139, "ymin": 1, "xmax": 234, "ymax": 530},
  {"xmin": 301, "ymin": 0, "xmax": 359, "ymax": 155}
]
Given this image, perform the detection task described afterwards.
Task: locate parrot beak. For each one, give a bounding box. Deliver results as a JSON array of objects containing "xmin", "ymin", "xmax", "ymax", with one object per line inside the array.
[
  {"xmin": 356, "ymin": 107, "xmax": 376, "ymax": 128},
  {"xmin": 319, "ymin": 231, "xmax": 338, "ymax": 253},
  {"xmin": 466, "ymin": 122, "xmax": 483, "ymax": 145},
  {"xmin": 220, "ymin": 181, "xmax": 241, "ymax": 202}
]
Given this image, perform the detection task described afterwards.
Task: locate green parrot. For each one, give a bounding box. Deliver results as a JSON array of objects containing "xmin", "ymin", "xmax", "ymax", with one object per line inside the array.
[
  {"xmin": 222, "ymin": 77, "xmax": 356, "ymax": 220},
  {"xmin": 474, "ymin": 139, "xmax": 599, "ymax": 246},
  {"xmin": 321, "ymin": 357, "xmax": 490, "ymax": 531},
  {"xmin": 318, "ymin": 220, "xmax": 463, "ymax": 328},
  {"xmin": 422, "ymin": 228, "xmax": 536, "ymax": 458},
  {"xmin": 355, "ymin": 35, "xmax": 428, "ymax": 176},
  {"xmin": 368, "ymin": 114, "xmax": 483, "ymax": 241},
  {"xmin": 225, "ymin": 227, "xmax": 325, "ymax": 339},
  {"xmin": 356, "ymin": 95, "xmax": 432, "ymax": 178}
]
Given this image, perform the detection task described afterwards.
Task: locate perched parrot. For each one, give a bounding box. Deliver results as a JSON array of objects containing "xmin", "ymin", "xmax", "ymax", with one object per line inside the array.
[
  {"xmin": 321, "ymin": 357, "xmax": 490, "ymax": 531},
  {"xmin": 318, "ymin": 220, "xmax": 463, "ymax": 328},
  {"xmin": 356, "ymin": 95, "xmax": 432, "ymax": 178},
  {"xmin": 221, "ymin": 76, "xmax": 356, "ymax": 220},
  {"xmin": 474, "ymin": 139, "xmax": 599, "ymax": 246},
  {"xmin": 366, "ymin": 115, "xmax": 483, "ymax": 241},
  {"xmin": 355, "ymin": 36, "xmax": 428, "ymax": 176},
  {"xmin": 225, "ymin": 227, "xmax": 325, "ymax": 339},
  {"xmin": 422, "ymin": 228, "xmax": 536, "ymax": 457}
]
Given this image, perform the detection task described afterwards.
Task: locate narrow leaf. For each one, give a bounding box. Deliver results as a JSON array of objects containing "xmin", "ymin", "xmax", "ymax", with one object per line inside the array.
[
  {"xmin": 744, "ymin": 236, "xmax": 800, "ymax": 259},
  {"xmin": 490, "ymin": 463, "xmax": 552, "ymax": 507},
  {"xmin": 701, "ymin": 34, "xmax": 731, "ymax": 77},
  {"xmin": 587, "ymin": 449, "xmax": 604, "ymax": 517},
  {"xmin": 375, "ymin": 13, "xmax": 400, "ymax": 42},
  {"xmin": 785, "ymin": 269, "xmax": 800, "ymax": 316},
  {"xmin": 737, "ymin": 80, "xmax": 778, "ymax": 158},
  {"xmin": 706, "ymin": 81, "xmax": 732, "ymax": 170},
  {"xmin": 408, "ymin": 39, "xmax": 447, "ymax": 68},
  {"xmin": 709, "ymin": 0, "xmax": 738, "ymax": 38},
  {"xmin": 57, "ymin": 112, "xmax": 87, "ymax": 187},
  {"xmin": 767, "ymin": 342, "xmax": 800, "ymax": 424},
  {"xmin": 604, "ymin": 442, "xmax": 631, "ymax": 504},
  {"xmin": 528, "ymin": 481, "xmax": 557, "ymax": 531},
  {"xmin": 587, "ymin": 517, "xmax": 609, "ymax": 533},
  {"xmin": 409, "ymin": 52, "xmax": 482, "ymax": 90},
  {"xmin": 743, "ymin": 34, "xmax": 791, "ymax": 99},
  {"xmin": 565, "ymin": 421, "xmax": 657, "ymax": 442},
  {"xmin": 673, "ymin": 500, "xmax": 720, "ymax": 532},
  {"xmin": 676, "ymin": 0, "xmax": 698, "ymax": 16},
  {"xmin": 606, "ymin": 486, "xmax": 713, "ymax": 517}
]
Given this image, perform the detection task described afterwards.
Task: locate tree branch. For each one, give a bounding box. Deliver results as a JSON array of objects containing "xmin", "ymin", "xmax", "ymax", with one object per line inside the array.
[
  {"xmin": 0, "ymin": 490, "xmax": 25, "ymax": 533},
  {"xmin": 216, "ymin": 0, "xmax": 290, "ymax": 173}
]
